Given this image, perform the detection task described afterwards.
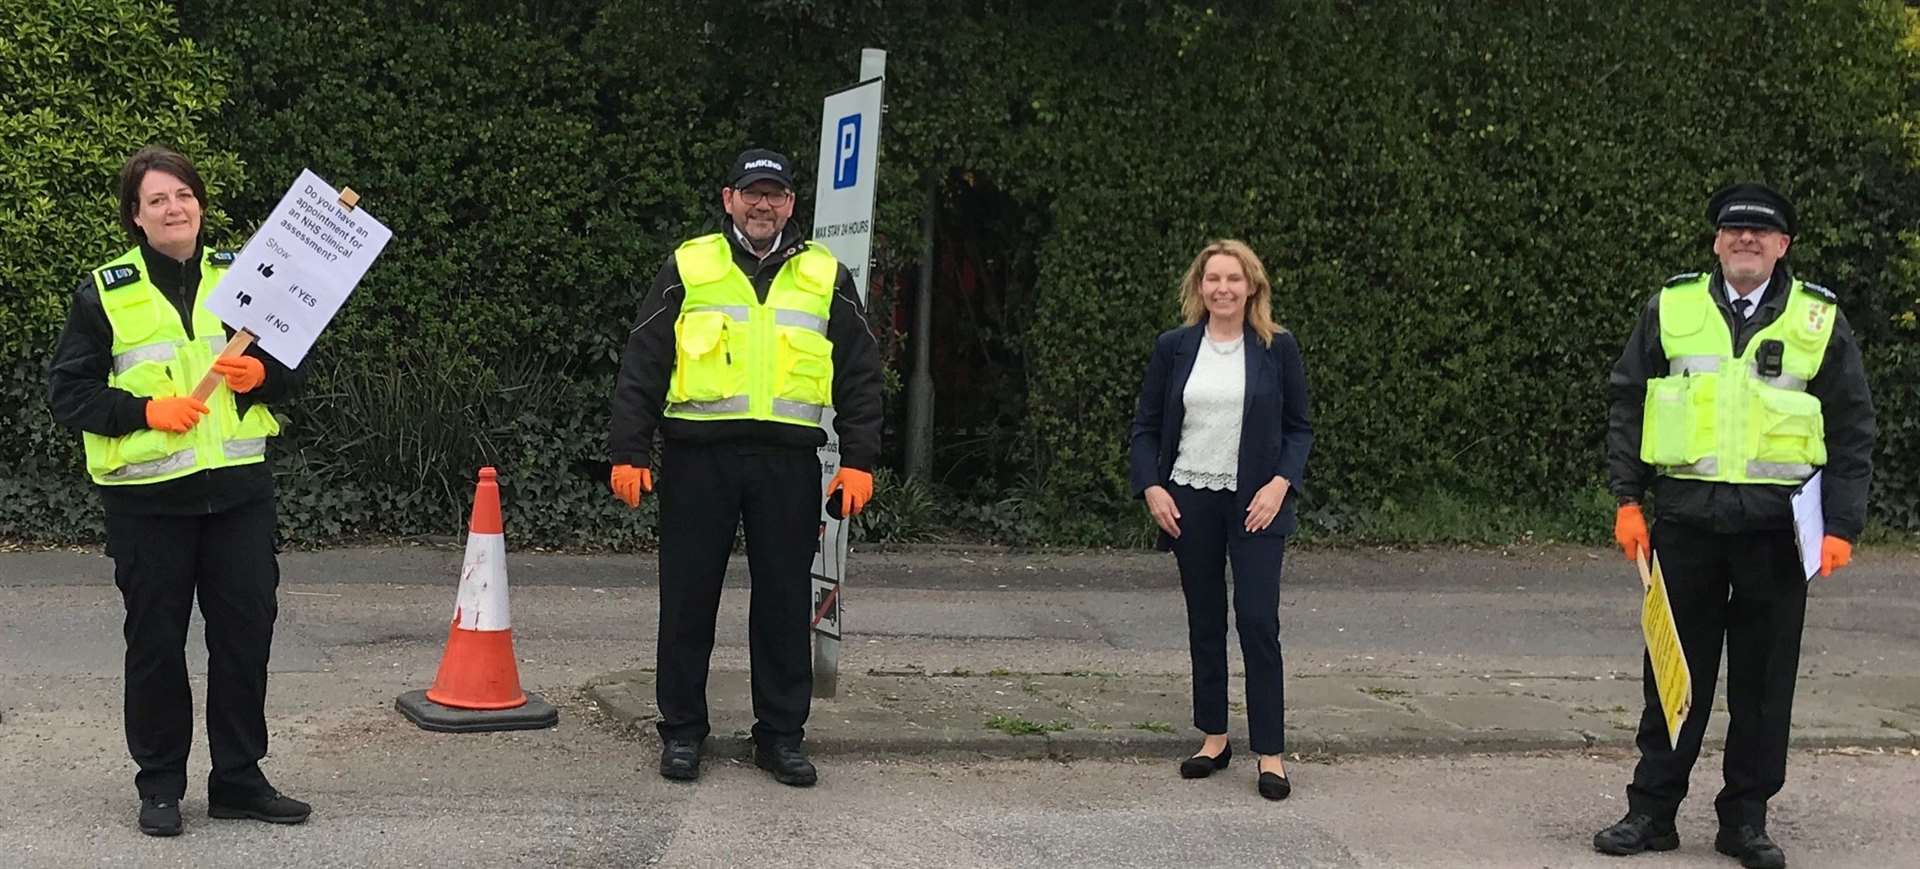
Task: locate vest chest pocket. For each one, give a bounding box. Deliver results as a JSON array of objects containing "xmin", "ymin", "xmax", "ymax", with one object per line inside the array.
[
  {"xmin": 1641, "ymin": 375, "xmax": 1716, "ymax": 466},
  {"xmin": 670, "ymin": 310, "xmax": 745, "ymax": 403},
  {"xmin": 1751, "ymin": 387, "xmax": 1826, "ymax": 466},
  {"xmin": 775, "ymin": 327, "xmax": 833, "ymax": 406}
]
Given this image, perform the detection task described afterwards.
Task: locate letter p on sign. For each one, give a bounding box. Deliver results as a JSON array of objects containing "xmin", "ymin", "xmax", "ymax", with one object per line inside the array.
[{"xmin": 834, "ymin": 113, "xmax": 862, "ymax": 190}]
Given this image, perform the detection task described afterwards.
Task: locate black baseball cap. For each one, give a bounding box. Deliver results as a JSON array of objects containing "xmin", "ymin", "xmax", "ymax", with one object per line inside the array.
[
  {"xmin": 729, "ymin": 148, "xmax": 794, "ymax": 190},
  {"xmin": 1707, "ymin": 182, "xmax": 1795, "ymax": 235}
]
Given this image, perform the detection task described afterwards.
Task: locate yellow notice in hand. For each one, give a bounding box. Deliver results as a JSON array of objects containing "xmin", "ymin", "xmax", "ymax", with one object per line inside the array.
[{"xmin": 1638, "ymin": 550, "xmax": 1692, "ymax": 750}]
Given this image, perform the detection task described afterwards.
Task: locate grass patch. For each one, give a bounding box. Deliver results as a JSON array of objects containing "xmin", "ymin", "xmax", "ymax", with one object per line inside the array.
[
  {"xmin": 1131, "ymin": 720, "xmax": 1176, "ymax": 734},
  {"xmin": 1362, "ymin": 685, "xmax": 1411, "ymax": 699},
  {"xmin": 984, "ymin": 714, "xmax": 1074, "ymax": 736}
]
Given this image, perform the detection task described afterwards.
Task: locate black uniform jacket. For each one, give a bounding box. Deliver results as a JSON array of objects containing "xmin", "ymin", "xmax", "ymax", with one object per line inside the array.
[
  {"xmin": 47, "ymin": 242, "xmax": 306, "ymax": 516},
  {"xmin": 608, "ymin": 224, "xmax": 884, "ymax": 473},
  {"xmin": 1606, "ymin": 264, "xmax": 1877, "ymax": 540},
  {"xmin": 1128, "ymin": 320, "xmax": 1314, "ymax": 550}
]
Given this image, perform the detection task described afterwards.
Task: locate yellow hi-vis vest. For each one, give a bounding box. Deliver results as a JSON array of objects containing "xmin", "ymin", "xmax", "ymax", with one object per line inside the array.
[
  {"xmin": 1640, "ymin": 273, "xmax": 1835, "ymax": 485},
  {"xmin": 81, "ymin": 246, "xmax": 282, "ymax": 486},
  {"xmin": 663, "ymin": 234, "xmax": 837, "ymax": 427}
]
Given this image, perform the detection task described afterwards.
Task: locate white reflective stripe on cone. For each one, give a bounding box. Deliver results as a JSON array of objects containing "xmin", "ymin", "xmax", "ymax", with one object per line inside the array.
[{"xmin": 454, "ymin": 532, "xmax": 512, "ymax": 631}]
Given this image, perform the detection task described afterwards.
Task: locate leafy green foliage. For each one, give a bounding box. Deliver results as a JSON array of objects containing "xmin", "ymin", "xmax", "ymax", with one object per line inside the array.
[
  {"xmin": 4, "ymin": 0, "xmax": 1916, "ymax": 547},
  {"xmin": 0, "ymin": 0, "xmax": 240, "ymax": 541}
]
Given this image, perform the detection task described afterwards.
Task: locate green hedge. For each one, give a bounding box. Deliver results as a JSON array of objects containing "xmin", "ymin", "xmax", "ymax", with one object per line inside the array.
[
  {"xmin": 3, "ymin": 0, "xmax": 1916, "ymax": 547},
  {"xmin": 0, "ymin": 0, "xmax": 241, "ymax": 540}
]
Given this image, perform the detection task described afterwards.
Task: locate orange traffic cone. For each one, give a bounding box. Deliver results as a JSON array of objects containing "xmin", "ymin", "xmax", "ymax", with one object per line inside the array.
[{"xmin": 396, "ymin": 467, "xmax": 558, "ymax": 732}]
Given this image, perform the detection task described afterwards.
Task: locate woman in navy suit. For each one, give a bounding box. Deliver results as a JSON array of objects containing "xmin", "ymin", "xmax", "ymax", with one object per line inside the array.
[{"xmin": 1128, "ymin": 239, "xmax": 1313, "ymax": 800}]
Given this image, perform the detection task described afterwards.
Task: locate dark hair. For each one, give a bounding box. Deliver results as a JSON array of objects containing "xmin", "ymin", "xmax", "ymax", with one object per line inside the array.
[{"xmin": 117, "ymin": 146, "xmax": 208, "ymax": 241}]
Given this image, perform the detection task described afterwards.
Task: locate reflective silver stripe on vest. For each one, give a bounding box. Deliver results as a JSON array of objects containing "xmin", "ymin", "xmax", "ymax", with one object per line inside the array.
[
  {"xmin": 205, "ymin": 335, "xmax": 225, "ymax": 356},
  {"xmin": 686, "ymin": 305, "xmax": 750, "ymax": 321},
  {"xmin": 1759, "ymin": 373, "xmax": 1808, "ymax": 391},
  {"xmin": 112, "ymin": 342, "xmax": 178, "ymax": 375},
  {"xmin": 667, "ymin": 396, "xmax": 751, "ymax": 415},
  {"xmin": 771, "ymin": 399, "xmax": 826, "ymax": 423},
  {"xmin": 225, "ymin": 438, "xmax": 267, "ymax": 460},
  {"xmin": 1749, "ymin": 461, "xmax": 1814, "ymax": 481},
  {"xmin": 773, "ymin": 309, "xmax": 829, "ymax": 335},
  {"xmin": 107, "ymin": 448, "xmax": 197, "ymax": 481},
  {"xmin": 1667, "ymin": 457, "xmax": 1719, "ymax": 477},
  {"xmin": 1670, "ymin": 355, "xmax": 1721, "ymax": 375}
]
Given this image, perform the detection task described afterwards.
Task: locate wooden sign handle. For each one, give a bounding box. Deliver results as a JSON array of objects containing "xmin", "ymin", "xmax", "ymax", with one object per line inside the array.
[
  {"xmin": 1634, "ymin": 547, "xmax": 1653, "ymax": 590},
  {"xmin": 190, "ymin": 329, "xmax": 257, "ymax": 402}
]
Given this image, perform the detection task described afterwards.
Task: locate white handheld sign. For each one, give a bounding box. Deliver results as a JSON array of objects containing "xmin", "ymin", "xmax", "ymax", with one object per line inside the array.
[{"xmin": 204, "ymin": 169, "xmax": 391, "ymax": 370}]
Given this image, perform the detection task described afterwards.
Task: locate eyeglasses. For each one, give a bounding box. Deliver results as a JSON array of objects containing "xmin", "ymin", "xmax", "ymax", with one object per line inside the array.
[{"xmin": 735, "ymin": 188, "xmax": 792, "ymax": 206}]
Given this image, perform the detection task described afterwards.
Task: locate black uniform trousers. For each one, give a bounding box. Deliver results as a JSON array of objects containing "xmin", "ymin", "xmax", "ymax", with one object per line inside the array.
[
  {"xmin": 655, "ymin": 441, "xmax": 819, "ymax": 749},
  {"xmin": 105, "ymin": 502, "xmax": 279, "ymax": 802},
  {"xmin": 1168, "ymin": 483, "xmax": 1289, "ymax": 755},
  {"xmin": 1628, "ymin": 518, "xmax": 1809, "ymax": 830}
]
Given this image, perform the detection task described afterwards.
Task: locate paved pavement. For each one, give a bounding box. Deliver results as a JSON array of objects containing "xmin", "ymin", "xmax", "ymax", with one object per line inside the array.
[{"xmin": 2, "ymin": 543, "xmax": 1917, "ymax": 866}]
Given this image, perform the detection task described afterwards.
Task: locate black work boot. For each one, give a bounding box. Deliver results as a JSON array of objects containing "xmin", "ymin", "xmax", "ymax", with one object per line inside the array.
[
  {"xmin": 208, "ymin": 790, "xmax": 312, "ymax": 825},
  {"xmin": 138, "ymin": 796, "xmax": 183, "ymax": 837},
  {"xmin": 659, "ymin": 738, "xmax": 701, "ymax": 782},
  {"xmin": 1715, "ymin": 825, "xmax": 1787, "ymax": 869},
  {"xmin": 753, "ymin": 742, "xmax": 818, "ymax": 787},
  {"xmin": 1593, "ymin": 813, "xmax": 1680, "ymax": 855}
]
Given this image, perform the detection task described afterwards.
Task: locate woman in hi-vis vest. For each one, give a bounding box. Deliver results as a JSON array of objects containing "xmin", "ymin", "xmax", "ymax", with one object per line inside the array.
[
  {"xmin": 1128, "ymin": 239, "xmax": 1314, "ymax": 801},
  {"xmin": 47, "ymin": 146, "xmax": 310, "ymax": 836}
]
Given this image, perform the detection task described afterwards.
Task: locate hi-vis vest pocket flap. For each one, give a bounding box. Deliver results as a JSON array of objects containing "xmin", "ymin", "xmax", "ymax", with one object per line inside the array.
[
  {"xmin": 790, "ymin": 249, "xmax": 838, "ymax": 297},
  {"xmin": 1755, "ymin": 388, "xmax": 1823, "ymax": 437},
  {"xmin": 103, "ymin": 293, "xmax": 168, "ymax": 347},
  {"xmin": 781, "ymin": 327, "xmax": 833, "ymax": 362},
  {"xmin": 116, "ymin": 429, "xmax": 191, "ymax": 466},
  {"xmin": 1641, "ymin": 376, "xmax": 1714, "ymax": 466},
  {"xmin": 1659, "ymin": 290, "xmax": 1709, "ymax": 339},
  {"xmin": 675, "ymin": 238, "xmax": 733, "ymax": 286},
  {"xmin": 676, "ymin": 311, "xmax": 729, "ymax": 356}
]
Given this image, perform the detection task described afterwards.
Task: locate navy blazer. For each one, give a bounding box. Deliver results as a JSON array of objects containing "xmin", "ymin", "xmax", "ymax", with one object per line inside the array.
[{"xmin": 1128, "ymin": 320, "xmax": 1314, "ymax": 551}]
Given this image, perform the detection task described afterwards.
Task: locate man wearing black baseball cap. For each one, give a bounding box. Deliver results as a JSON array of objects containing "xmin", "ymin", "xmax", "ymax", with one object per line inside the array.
[
  {"xmin": 1596, "ymin": 182, "xmax": 1877, "ymax": 868},
  {"xmin": 607, "ymin": 148, "xmax": 883, "ymax": 788}
]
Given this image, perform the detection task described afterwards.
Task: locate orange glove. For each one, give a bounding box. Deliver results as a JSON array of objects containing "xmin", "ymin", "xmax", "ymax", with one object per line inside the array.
[
  {"xmin": 1819, "ymin": 535, "xmax": 1852, "ymax": 578},
  {"xmin": 827, "ymin": 468, "xmax": 873, "ymax": 518},
  {"xmin": 211, "ymin": 355, "xmax": 266, "ymax": 393},
  {"xmin": 145, "ymin": 396, "xmax": 209, "ymax": 433},
  {"xmin": 610, "ymin": 464, "xmax": 652, "ymax": 508},
  {"xmin": 1614, "ymin": 503, "xmax": 1648, "ymax": 561}
]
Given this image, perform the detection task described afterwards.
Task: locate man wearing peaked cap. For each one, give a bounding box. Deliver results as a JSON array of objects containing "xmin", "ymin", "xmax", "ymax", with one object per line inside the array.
[
  {"xmin": 1594, "ymin": 182, "xmax": 1876, "ymax": 868},
  {"xmin": 607, "ymin": 147, "xmax": 883, "ymax": 788},
  {"xmin": 1707, "ymin": 182, "xmax": 1796, "ymax": 235}
]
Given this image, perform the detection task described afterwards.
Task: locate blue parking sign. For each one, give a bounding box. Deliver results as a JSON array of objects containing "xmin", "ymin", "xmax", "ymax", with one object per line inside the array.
[{"xmin": 833, "ymin": 113, "xmax": 862, "ymax": 190}]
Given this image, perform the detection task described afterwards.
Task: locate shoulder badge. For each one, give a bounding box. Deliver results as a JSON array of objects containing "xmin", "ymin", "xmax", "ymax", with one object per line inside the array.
[
  {"xmin": 209, "ymin": 250, "xmax": 237, "ymax": 268},
  {"xmin": 1800, "ymin": 281, "xmax": 1837, "ymax": 303},
  {"xmin": 97, "ymin": 264, "xmax": 141, "ymax": 290},
  {"xmin": 1662, "ymin": 271, "xmax": 1700, "ymax": 287}
]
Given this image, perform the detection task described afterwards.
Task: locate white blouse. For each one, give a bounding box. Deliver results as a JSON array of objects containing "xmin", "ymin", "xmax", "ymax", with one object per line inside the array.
[{"xmin": 1171, "ymin": 333, "xmax": 1246, "ymax": 491}]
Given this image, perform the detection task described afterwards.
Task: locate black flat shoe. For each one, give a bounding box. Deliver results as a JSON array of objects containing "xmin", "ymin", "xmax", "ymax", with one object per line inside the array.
[
  {"xmin": 1593, "ymin": 813, "xmax": 1680, "ymax": 855},
  {"xmin": 753, "ymin": 743, "xmax": 818, "ymax": 787},
  {"xmin": 1715, "ymin": 825, "xmax": 1786, "ymax": 869},
  {"xmin": 1179, "ymin": 742, "xmax": 1231, "ymax": 779},
  {"xmin": 208, "ymin": 791, "xmax": 311, "ymax": 825},
  {"xmin": 659, "ymin": 739, "xmax": 702, "ymax": 781},
  {"xmin": 1258, "ymin": 771, "xmax": 1292, "ymax": 801},
  {"xmin": 138, "ymin": 796, "xmax": 182, "ymax": 837}
]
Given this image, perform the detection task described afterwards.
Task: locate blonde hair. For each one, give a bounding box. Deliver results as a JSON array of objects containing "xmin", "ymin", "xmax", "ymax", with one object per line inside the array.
[{"xmin": 1178, "ymin": 239, "xmax": 1281, "ymax": 347}]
